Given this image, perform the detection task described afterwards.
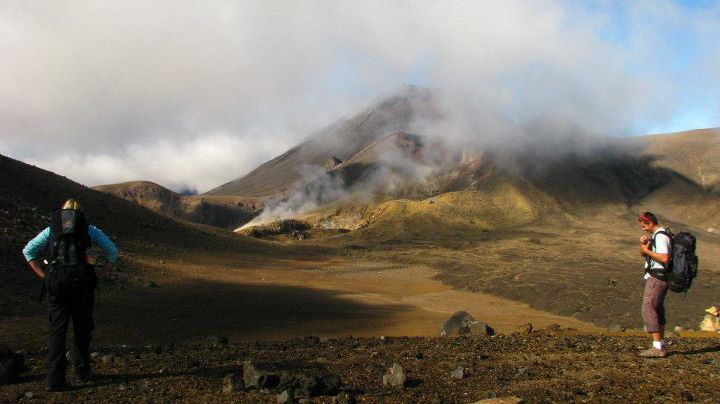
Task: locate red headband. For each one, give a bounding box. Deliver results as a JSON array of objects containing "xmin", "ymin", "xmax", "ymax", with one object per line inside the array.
[{"xmin": 639, "ymin": 214, "xmax": 653, "ymax": 224}]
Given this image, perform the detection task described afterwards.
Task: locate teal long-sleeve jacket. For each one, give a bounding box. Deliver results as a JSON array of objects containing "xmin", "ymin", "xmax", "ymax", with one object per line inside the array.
[{"xmin": 23, "ymin": 226, "xmax": 119, "ymax": 264}]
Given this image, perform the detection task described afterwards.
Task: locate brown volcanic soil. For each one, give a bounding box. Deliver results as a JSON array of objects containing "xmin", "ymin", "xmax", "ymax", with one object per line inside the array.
[{"xmin": 3, "ymin": 333, "xmax": 720, "ymax": 403}]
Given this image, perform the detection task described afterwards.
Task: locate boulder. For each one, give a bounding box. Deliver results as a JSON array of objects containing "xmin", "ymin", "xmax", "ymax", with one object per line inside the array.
[
  {"xmin": 382, "ymin": 363, "xmax": 407, "ymax": 389},
  {"xmin": 0, "ymin": 345, "xmax": 27, "ymax": 385},
  {"xmin": 440, "ymin": 311, "xmax": 495, "ymax": 337},
  {"xmin": 144, "ymin": 281, "xmax": 158, "ymax": 288}
]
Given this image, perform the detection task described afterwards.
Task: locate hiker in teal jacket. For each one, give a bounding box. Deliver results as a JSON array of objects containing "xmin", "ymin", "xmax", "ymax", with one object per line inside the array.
[{"xmin": 22, "ymin": 199, "xmax": 118, "ymax": 391}]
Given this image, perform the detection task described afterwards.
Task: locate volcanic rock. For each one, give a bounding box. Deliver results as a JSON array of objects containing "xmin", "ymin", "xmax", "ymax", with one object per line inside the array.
[
  {"xmin": 450, "ymin": 366, "xmax": 465, "ymax": 380},
  {"xmin": 383, "ymin": 363, "xmax": 407, "ymax": 389},
  {"xmin": 440, "ymin": 311, "xmax": 494, "ymax": 337}
]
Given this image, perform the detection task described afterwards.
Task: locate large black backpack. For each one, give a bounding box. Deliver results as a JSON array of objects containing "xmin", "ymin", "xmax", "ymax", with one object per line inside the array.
[
  {"xmin": 44, "ymin": 209, "xmax": 92, "ymax": 297},
  {"xmin": 650, "ymin": 230, "xmax": 699, "ymax": 293}
]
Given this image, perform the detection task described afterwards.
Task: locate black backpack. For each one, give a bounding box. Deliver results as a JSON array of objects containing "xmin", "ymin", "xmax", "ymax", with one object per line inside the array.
[
  {"xmin": 46, "ymin": 209, "xmax": 91, "ymax": 266},
  {"xmin": 649, "ymin": 230, "xmax": 699, "ymax": 293},
  {"xmin": 44, "ymin": 209, "xmax": 93, "ymax": 297}
]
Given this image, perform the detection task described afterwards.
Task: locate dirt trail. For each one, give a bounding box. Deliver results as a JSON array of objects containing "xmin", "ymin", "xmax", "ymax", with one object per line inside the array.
[{"xmin": 165, "ymin": 258, "xmax": 600, "ymax": 338}]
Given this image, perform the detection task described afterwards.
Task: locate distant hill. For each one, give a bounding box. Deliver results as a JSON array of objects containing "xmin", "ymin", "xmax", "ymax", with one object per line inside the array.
[{"xmin": 94, "ymin": 181, "xmax": 262, "ymax": 230}]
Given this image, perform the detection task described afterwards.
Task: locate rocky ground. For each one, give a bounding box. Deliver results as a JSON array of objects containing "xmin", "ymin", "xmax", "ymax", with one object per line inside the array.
[{"xmin": 3, "ymin": 331, "xmax": 720, "ymax": 403}]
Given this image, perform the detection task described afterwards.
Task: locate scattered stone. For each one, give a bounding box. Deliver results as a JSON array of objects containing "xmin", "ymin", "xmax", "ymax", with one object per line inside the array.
[
  {"xmin": 90, "ymin": 352, "xmax": 101, "ymax": 360},
  {"xmin": 450, "ymin": 366, "xmax": 465, "ymax": 379},
  {"xmin": 514, "ymin": 323, "xmax": 533, "ymax": 334},
  {"xmin": 608, "ymin": 323, "xmax": 626, "ymax": 332},
  {"xmin": 674, "ymin": 326, "xmax": 685, "ymax": 332},
  {"xmin": 24, "ymin": 392, "xmax": 34, "ymax": 399},
  {"xmin": 243, "ymin": 361, "xmax": 280, "ymax": 391},
  {"xmin": 332, "ymin": 392, "xmax": 357, "ymax": 404},
  {"xmin": 144, "ymin": 281, "xmax": 158, "ymax": 288},
  {"xmin": 277, "ymin": 388, "xmax": 297, "ymax": 404},
  {"xmin": 383, "ymin": 363, "xmax": 407, "ymax": 389},
  {"xmin": 0, "ymin": 345, "xmax": 27, "ymax": 385}
]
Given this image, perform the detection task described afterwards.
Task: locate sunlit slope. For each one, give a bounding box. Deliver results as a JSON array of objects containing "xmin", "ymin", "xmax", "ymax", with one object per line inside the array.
[
  {"xmin": 94, "ymin": 180, "xmax": 262, "ymax": 229},
  {"xmin": 635, "ymin": 128, "xmax": 720, "ymax": 192}
]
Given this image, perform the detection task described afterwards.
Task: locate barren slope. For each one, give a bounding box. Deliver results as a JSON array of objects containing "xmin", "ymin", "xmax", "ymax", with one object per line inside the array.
[{"xmin": 94, "ymin": 181, "xmax": 262, "ymax": 229}]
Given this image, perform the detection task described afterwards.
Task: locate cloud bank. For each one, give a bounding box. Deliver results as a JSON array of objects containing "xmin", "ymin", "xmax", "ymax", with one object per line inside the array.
[{"xmin": 0, "ymin": 0, "xmax": 718, "ymax": 192}]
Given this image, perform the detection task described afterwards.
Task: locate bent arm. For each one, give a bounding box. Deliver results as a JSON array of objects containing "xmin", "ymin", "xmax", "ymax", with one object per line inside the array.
[
  {"xmin": 645, "ymin": 251, "xmax": 670, "ymax": 265},
  {"xmin": 89, "ymin": 225, "xmax": 119, "ymax": 264},
  {"xmin": 23, "ymin": 227, "xmax": 51, "ymax": 278}
]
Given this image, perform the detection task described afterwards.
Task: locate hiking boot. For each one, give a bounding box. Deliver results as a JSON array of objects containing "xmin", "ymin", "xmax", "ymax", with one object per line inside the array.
[
  {"xmin": 639, "ymin": 347, "xmax": 667, "ymax": 358},
  {"xmin": 76, "ymin": 370, "xmax": 94, "ymax": 383}
]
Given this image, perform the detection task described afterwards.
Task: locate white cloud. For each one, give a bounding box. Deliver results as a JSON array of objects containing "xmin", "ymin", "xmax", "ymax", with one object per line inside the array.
[{"xmin": 1, "ymin": 0, "xmax": 718, "ymax": 191}]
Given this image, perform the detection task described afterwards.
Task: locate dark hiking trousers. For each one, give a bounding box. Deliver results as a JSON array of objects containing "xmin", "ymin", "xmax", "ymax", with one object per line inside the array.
[{"xmin": 45, "ymin": 265, "xmax": 96, "ymax": 388}]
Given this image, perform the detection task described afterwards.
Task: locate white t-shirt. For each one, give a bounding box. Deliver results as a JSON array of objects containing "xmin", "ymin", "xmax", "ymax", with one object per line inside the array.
[{"xmin": 643, "ymin": 227, "xmax": 671, "ymax": 279}]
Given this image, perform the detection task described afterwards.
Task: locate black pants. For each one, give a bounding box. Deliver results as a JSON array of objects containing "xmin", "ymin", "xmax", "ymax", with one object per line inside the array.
[{"xmin": 45, "ymin": 265, "xmax": 96, "ymax": 388}]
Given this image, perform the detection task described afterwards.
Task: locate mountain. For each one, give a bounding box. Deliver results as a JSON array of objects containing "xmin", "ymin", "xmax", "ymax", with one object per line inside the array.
[
  {"xmin": 204, "ymin": 85, "xmax": 438, "ymax": 197},
  {"xmin": 93, "ymin": 181, "xmax": 261, "ymax": 230}
]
